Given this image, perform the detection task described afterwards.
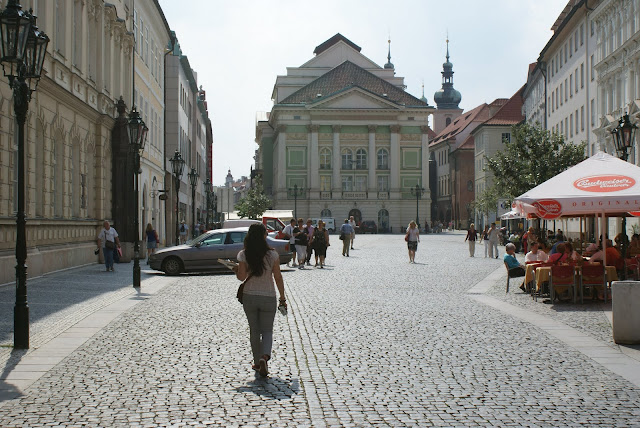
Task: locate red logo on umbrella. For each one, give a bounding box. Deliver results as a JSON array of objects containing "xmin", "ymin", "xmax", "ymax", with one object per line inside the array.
[
  {"xmin": 532, "ymin": 199, "xmax": 562, "ymax": 219},
  {"xmin": 573, "ymin": 175, "xmax": 636, "ymax": 192}
]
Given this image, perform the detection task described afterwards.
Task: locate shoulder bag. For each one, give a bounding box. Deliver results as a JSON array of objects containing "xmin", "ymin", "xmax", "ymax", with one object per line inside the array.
[{"xmin": 236, "ymin": 273, "xmax": 251, "ymax": 304}]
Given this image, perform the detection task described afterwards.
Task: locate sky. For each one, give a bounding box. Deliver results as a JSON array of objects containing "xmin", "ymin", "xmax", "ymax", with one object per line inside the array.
[{"xmin": 157, "ymin": 0, "xmax": 568, "ymax": 186}]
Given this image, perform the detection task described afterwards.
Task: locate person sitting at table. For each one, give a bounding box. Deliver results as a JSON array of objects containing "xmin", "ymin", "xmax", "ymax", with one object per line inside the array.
[
  {"xmin": 525, "ymin": 242, "xmax": 548, "ymax": 263},
  {"xmin": 585, "ymin": 242, "xmax": 599, "ymax": 255},
  {"xmin": 556, "ymin": 229, "xmax": 565, "ymax": 242},
  {"xmin": 629, "ymin": 234, "xmax": 640, "ymax": 257},
  {"xmin": 549, "ymin": 239, "xmax": 566, "ymax": 255},
  {"xmin": 590, "ymin": 239, "xmax": 623, "ymax": 270},
  {"xmin": 548, "ymin": 243, "xmax": 568, "ymax": 264},
  {"xmin": 564, "ymin": 242, "xmax": 582, "ymax": 262},
  {"xmin": 504, "ymin": 243, "xmax": 526, "ymax": 292}
]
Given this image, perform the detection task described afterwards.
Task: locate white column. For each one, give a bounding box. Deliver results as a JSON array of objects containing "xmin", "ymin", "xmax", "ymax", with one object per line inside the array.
[
  {"xmin": 308, "ymin": 125, "xmax": 319, "ymax": 190},
  {"xmin": 390, "ymin": 125, "xmax": 401, "ymax": 193},
  {"xmin": 368, "ymin": 125, "xmax": 376, "ymax": 190},
  {"xmin": 332, "ymin": 125, "xmax": 341, "ymax": 193},
  {"xmin": 276, "ymin": 125, "xmax": 287, "ymax": 201}
]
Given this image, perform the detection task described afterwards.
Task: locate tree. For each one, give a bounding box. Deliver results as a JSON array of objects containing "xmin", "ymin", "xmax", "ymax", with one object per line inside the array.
[
  {"xmin": 471, "ymin": 186, "xmax": 500, "ymax": 221},
  {"xmin": 235, "ymin": 177, "xmax": 272, "ymax": 219},
  {"xmin": 485, "ymin": 123, "xmax": 586, "ymax": 201}
]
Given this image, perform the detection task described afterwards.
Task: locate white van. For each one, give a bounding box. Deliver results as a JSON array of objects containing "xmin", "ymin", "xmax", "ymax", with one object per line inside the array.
[
  {"xmin": 311, "ymin": 218, "xmax": 336, "ymax": 233},
  {"xmin": 222, "ymin": 219, "xmax": 261, "ymax": 229}
]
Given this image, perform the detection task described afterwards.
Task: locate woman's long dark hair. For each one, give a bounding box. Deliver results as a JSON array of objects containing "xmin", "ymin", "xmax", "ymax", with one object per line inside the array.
[{"xmin": 244, "ymin": 223, "xmax": 271, "ymax": 277}]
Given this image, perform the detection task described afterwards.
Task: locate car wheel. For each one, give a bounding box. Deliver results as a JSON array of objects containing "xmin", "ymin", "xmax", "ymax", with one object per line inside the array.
[{"xmin": 163, "ymin": 257, "xmax": 183, "ymax": 275}]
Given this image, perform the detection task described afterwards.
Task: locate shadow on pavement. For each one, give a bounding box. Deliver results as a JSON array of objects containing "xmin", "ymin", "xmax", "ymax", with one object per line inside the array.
[
  {"xmin": 0, "ymin": 349, "xmax": 27, "ymax": 402},
  {"xmin": 236, "ymin": 376, "xmax": 300, "ymax": 400}
]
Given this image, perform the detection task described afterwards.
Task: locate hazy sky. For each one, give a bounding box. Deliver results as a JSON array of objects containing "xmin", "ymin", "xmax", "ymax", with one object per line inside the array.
[{"xmin": 157, "ymin": 1, "xmax": 567, "ymax": 186}]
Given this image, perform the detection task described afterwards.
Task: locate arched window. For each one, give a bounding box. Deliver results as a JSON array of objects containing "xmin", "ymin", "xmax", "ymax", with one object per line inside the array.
[
  {"xmin": 446, "ymin": 117, "xmax": 452, "ymax": 126},
  {"xmin": 320, "ymin": 147, "xmax": 331, "ymax": 169},
  {"xmin": 355, "ymin": 148, "xmax": 367, "ymax": 169},
  {"xmin": 321, "ymin": 209, "xmax": 331, "ymax": 217},
  {"xmin": 71, "ymin": 138, "xmax": 81, "ymax": 217},
  {"xmin": 35, "ymin": 121, "xmax": 45, "ymax": 217},
  {"xmin": 377, "ymin": 148, "xmax": 389, "ymax": 170},
  {"xmin": 53, "ymin": 135, "xmax": 65, "ymax": 217},
  {"xmin": 341, "ymin": 148, "xmax": 353, "ymax": 170}
]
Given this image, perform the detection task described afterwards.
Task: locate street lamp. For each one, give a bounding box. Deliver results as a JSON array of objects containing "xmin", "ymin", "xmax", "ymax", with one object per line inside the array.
[
  {"xmin": 128, "ymin": 108, "xmax": 148, "ymax": 289},
  {"xmin": 188, "ymin": 168, "xmax": 199, "ymax": 238},
  {"xmin": 0, "ymin": 1, "xmax": 49, "ymax": 349},
  {"xmin": 410, "ymin": 184, "xmax": 425, "ymax": 229},
  {"xmin": 169, "ymin": 150, "xmax": 185, "ymax": 246},
  {"xmin": 611, "ymin": 113, "xmax": 638, "ymax": 279},
  {"xmin": 212, "ymin": 192, "xmax": 218, "ymax": 223},
  {"xmin": 204, "ymin": 178, "xmax": 212, "ymax": 229},
  {"xmin": 288, "ymin": 184, "xmax": 305, "ymax": 220}
]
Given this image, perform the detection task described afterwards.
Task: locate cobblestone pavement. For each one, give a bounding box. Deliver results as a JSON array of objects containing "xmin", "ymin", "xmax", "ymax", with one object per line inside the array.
[{"xmin": 1, "ymin": 233, "xmax": 639, "ymax": 426}]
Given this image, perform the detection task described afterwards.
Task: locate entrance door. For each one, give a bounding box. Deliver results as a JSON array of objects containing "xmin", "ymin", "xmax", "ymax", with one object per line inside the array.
[
  {"xmin": 348, "ymin": 209, "xmax": 362, "ymax": 225},
  {"xmin": 378, "ymin": 209, "xmax": 389, "ymax": 233}
]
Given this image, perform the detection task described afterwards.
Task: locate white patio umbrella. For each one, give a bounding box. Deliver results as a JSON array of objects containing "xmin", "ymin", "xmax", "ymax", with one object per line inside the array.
[{"xmin": 513, "ymin": 151, "xmax": 640, "ymax": 266}]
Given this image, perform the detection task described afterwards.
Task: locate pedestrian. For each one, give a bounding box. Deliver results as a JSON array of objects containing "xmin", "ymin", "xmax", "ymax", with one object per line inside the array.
[
  {"xmin": 405, "ymin": 220, "xmax": 420, "ymax": 263},
  {"xmin": 311, "ymin": 220, "xmax": 329, "ymax": 268},
  {"xmin": 304, "ymin": 218, "xmax": 315, "ymax": 266},
  {"xmin": 340, "ymin": 218, "xmax": 354, "ymax": 256},
  {"xmin": 488, "ymin": 222, "xmax": 500, "ymax": 259},
  {"xmin": 348, "ymin": 215, "xmax": 356, "ymax": 249},
  {"xmin": 179, "ymin": 220, "xmax": 188, "ymax": 244},
  {"xmin": 294, "ymin": 218, "xmax": 308, "ymax": 269},
  {"xmin": 480, "ymin": 225, "xmax": 489, "ymax": 258},
  {"xmin": 465, "ymin": 223, "xmax": 478, "ymax": 257},
  {"xmin": 282, "ymin": 219, "xmax": 297, "ymax": 267},
  {"xmin": 144, "ymin": 223, "xmax": 159, "ymax": 263},
  {"xmin": 97, "ymin": 220, "xmax": 121, "ymax": 272},
  {"xmin": 234, "ymin": 223, "xmax": 286, "ymax": 377}
]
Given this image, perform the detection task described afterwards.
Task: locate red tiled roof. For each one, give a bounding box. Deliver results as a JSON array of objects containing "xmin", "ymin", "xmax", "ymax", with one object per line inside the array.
[
  {"xmin": 460, "ymin": 135, "xmax": 475, "ymax": 150},
  {"xmin": 280, "ymin": 61, "xmax": 428, "ymax": 107},
  {"xmin": 483, "ymin": 85, "xmax": 525, "ymax": 126},
  {"xmin": 313, "ymin": 33, "xmax": 362, "ymax": 55},
  {"xmin": 430, "ymin": 103, "xmax": 490, "ymax": 146}
]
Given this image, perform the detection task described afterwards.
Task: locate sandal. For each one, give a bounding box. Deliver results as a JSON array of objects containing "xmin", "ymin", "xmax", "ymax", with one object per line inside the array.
[{"xmin": 258, "ymin": 355, "xmax": 269, "ymax": 377}]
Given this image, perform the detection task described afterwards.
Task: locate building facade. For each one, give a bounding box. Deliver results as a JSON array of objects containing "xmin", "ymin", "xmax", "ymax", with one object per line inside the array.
[
  {"xmin": 255, "ymin": 34, "xmax": 434, "ymax": 231},
  {"xmin": 0, "ymin": 0, "xmax": 134, "ymax": 284}
]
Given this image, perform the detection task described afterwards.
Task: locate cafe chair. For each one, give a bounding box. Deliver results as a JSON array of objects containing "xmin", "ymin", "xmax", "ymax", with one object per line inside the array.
[
  {"xmin": 624, "ymin": 258, "xmax": 639, "ymax": 281},
  {"xmin": 504, "ymin": 262, "xmax": 525, "ymax": 293},
  {"xmin": 580, "ymin": 264, "xmax": 606, "ymax": 303},
  {"xmin": 549, "ymin": 265, "xmax": 576, "ymax": 303}
]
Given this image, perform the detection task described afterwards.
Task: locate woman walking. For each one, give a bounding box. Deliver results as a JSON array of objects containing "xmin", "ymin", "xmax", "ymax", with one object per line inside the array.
[
  {"xmin": 405, "ymin": 220, "xmax": 420, "ymax": 263},
  {"xmin": 465, "ymin": 223, "xmax": 478, "ymax": 257},
  {"xmin": 481, "ymin": 225, "xmax": 490, "ymax": 258},
  {"xmin": 235, "ymin": 223, "xmax": 286, "ymax": 377},
  {"xmin": 311, "ymin": 220, "xmax": 330, "ymax": 268},
  {"xmin": 144, "ymin": 223, "xmax": 159, "ymax": 263}
]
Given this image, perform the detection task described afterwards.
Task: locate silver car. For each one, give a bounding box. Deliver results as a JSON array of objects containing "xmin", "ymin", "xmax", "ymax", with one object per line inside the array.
[{"xmin": 148, "ymin": 227, "xmax": 293, "ymax": 275}]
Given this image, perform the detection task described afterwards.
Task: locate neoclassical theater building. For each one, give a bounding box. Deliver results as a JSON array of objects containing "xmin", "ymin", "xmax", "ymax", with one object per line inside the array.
[{"xmin": 255, "ymin": 34, "xmax": 434, "ymax": 231}]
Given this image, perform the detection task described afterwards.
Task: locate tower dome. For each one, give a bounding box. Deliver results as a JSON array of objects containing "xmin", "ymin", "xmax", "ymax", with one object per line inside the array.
[{"xmin": 433, "ymin": 40, "xmax": 461, "ymax": 109}]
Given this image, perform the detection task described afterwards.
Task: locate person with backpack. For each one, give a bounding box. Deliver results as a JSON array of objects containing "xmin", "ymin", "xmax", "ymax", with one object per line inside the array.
[{"xmin": 179, "ymin": 220, "xmax": 188, "ymax": 244}]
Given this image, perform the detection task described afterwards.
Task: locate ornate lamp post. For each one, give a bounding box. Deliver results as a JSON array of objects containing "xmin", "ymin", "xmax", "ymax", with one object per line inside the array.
[
  {"xmin": 611, "ymin": 113, "xmax": 638, "ymax": 279},
  {"xmin": 169, "ymin": 150, "xmax": 185, "ymax": 246},
  {"xmin": 212, "ymin": 192, "xmax": 218, "ymax": 223},
  {"xmin": 128, "ymin": 108, "xmax": 148, "ymax": 289},
  {"xmin": 204, "ymin": 178, "xmax": 212, "ymax": 229},
  {"xmin": 0, "ymin": 1, "xmax": 49, "ymax": 349},
  {"xmin": 188, "ymin": 168, "xmax": 199, "ymax": 238},
  {"xmin": 410, "ymin": 184, "xmax": 425, "ymax": 229},
  {"xmin": 288, "ymin": 184, "xmax": 305, "ymax": 220}
]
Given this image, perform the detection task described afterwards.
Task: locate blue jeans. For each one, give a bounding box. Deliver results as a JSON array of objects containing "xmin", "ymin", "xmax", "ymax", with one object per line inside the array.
[
  {"xmin": 104, "ymin": 247, "xmax": 114, "ymax": 269},
  {"xmin": 242, "ymin": 294, "xmax": 277, "ymax": 365}
]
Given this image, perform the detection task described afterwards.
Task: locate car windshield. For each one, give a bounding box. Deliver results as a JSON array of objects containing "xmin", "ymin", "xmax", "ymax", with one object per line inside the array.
[{"xmin": 188, "ymin": 231, "xmax": 217, "ymax": 246}]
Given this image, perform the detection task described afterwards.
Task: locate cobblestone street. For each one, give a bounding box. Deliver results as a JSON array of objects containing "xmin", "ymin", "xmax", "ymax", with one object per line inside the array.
[{"xmin": 1, "ymin": 232, "xmax": 640, "ymax": 426}]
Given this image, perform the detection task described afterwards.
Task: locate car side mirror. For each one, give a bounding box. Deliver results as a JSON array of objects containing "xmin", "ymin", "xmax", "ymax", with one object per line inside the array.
[{"xmin": 194, "ymin": 242, "xmax": 202, "ymax": 248}]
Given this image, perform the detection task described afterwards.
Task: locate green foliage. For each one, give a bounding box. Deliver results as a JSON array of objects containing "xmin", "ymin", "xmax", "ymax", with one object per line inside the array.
[
  {"xmin": 485, "ymin": 123, "xmax": 586, "ymax": 201},
  {"xmin": 235, "ymin": 177, "xmax": 272, "ymax": 219},
  {"xmin": 471, "ymin": 186, "xmax": 500, "ymax": 218}
]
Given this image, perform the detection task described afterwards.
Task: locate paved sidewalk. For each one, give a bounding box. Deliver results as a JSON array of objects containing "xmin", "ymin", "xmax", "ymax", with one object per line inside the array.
[{"xmin": 0, "ymin": 234, "xmax": 639, "ymax": 426}]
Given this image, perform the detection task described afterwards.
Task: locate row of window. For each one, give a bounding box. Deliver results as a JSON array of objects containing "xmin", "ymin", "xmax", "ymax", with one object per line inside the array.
[
  {"xmin": 438, "ymin": 174, "xmax": 450, "ymax": 197},
  {"xmin": 549, "ymin": 62, "xmax": 587, "ymax": 115},
  {"xmin": 549, "ymin": 23, "xmax": 585, "ymax": 79},
  {"xmin": 551, "ymin": 104, "xmax": 587, "ymax": 140},
  {"xmin": 133, "ymin": 9, "xmax": 163, "ymax": 85},
  {"xmin": 134, "ymin": 90, "xmax": 161, "ymax": 151},
  {"xmin": 294, "ymin": 147, "xmax": 420, "ymax": 170}
]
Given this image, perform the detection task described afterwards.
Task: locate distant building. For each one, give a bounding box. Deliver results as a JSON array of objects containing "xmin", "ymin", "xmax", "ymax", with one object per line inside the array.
[{"xmin": 255, "ymin": 34, "xmax": 435, "ymax": 230}]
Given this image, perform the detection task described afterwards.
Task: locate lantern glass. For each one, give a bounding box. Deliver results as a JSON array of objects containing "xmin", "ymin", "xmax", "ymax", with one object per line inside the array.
[
  {"xmin": 140, "ymin": 125, "xmax": 148, "ymax": 152},
  {"xmin": 0, "ymin": 2, "xmax": 31, "ymax": 75},
  {"xmin": 24, "ymin": 19, "xmax": 48, "ymax": 84},
  {"xmin": 127, "ymin": 109, "xmax": 144, "ymax": 151},
  {"xmin": 188, "ymin": 168, "xmax": 198, "ymax": 187},
  {"xmin": 170, "ymin": 150, "xmax": 185, "ymax": 179}
]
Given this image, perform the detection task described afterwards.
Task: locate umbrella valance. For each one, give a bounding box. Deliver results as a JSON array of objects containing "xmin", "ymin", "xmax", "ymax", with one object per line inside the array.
[{"xmin": 512, "ymin": 151, "xmax": 640, "ymax": 219}]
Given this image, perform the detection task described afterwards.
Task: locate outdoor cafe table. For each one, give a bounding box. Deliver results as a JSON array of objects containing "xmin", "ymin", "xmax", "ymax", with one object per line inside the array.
[{"xmin": 528, "ymin": 264, "xmax": 618, "ymax": 293}]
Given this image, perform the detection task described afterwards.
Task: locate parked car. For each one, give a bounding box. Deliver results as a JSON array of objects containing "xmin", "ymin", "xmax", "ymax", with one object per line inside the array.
[
  {"xmin": 358, "ymin": 220, "xmax": 378, "ymax": 234},
  {"xmin": 148, "ymin": 227, "xmax": 293, "ymax": 275}
]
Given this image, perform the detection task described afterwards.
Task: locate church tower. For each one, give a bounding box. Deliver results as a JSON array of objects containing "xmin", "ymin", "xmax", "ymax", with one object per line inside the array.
[
  {"xmin": 432, "ymin": 40, "xmax": 463, "ymax": 134},
  {"xmin": 225, "ymin": 169, "xmax": 233, "ymax": 188}
]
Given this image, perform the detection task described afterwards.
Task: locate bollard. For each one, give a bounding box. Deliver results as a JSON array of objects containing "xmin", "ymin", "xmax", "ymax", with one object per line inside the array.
[{"xmin": 612, "ymin": 281, "xmax": 640, "ymax": 344}]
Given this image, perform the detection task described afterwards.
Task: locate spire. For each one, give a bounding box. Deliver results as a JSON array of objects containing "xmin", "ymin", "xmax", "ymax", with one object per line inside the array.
[
  {"xmin": 384, "ymin": 37, "xmax": 394, "ymax": 69},
  {"xmin": 420, "ymin": 79, "xmax": 428, "ymax": 105},
  {"xmin": 433, "ymin": 38, "xmax": 461, "ymax": 110},
  {"xmin": 446, "ymin": 37, "xmax": 450, "ymax": 62}
]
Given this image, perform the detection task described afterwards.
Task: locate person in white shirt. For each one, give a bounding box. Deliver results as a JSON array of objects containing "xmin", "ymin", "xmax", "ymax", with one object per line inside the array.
[
  {"xmin": 488, "ymin": 223, "xmax": 500, "ymax": 259},
  {"xmin": 525, "ymin": 242, "xmax": 548, "ymax": 263},
  {"xmin": 97, "ymin": 220, "xmax": 120, "ymax": 272},
  {"xmin": 348, "ymin": 216, "xmax": 357, "ymax": 250},
  {"xmin": 282, "ymin": 219, "xmax": 298, "ymax": 267}
]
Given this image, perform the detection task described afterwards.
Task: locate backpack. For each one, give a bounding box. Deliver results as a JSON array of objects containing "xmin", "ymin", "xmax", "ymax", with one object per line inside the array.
[{"xmin": 180, "ymin": 224, "xmax": 186, "ymax": 232}]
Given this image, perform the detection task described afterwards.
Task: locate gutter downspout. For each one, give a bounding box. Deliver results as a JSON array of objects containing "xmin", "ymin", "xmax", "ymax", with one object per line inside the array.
[{"xmin": 163, "ymin": 34, "xmax": 176, "ymax": 246}]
